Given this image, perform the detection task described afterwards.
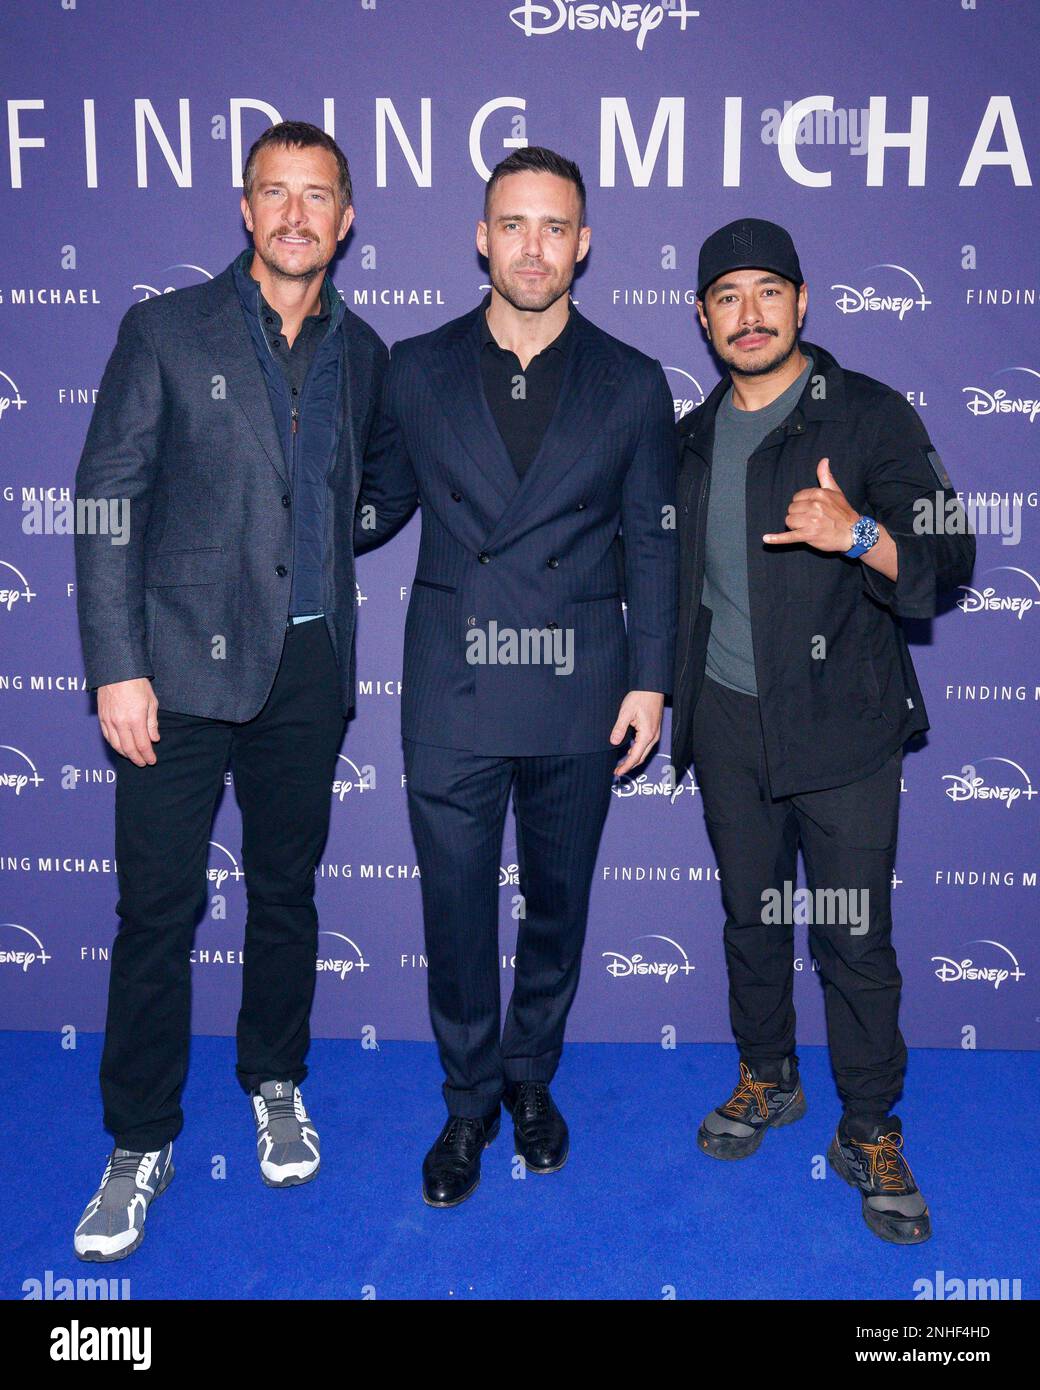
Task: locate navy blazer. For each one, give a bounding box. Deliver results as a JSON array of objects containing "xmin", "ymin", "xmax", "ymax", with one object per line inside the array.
[
  {"xmin": 74, "ymin": 258, "xmax": 390, "ymax": 722},
  {"xmin": 359, "ymin": 301, "xmax": 678, "ymax": 756}
]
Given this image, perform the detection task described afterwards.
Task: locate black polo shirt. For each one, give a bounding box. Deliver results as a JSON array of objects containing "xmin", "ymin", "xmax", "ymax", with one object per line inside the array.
[
  {"xmin": 479, "ymin": 293, "xmax": 573, "ymax": 478},
  {"xmin": 258, "ymin": 275, "xmax": 332, "ymax": 403}
]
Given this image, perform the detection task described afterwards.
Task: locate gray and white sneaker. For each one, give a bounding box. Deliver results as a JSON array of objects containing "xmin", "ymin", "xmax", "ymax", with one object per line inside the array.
[
  {"xmin": 251, "ymin": 1080, "xmax": 320, "ymax": 1187},
  {"xmin": 73, "ymin": 1144, "xmax": 174, "ymax": 1262}
]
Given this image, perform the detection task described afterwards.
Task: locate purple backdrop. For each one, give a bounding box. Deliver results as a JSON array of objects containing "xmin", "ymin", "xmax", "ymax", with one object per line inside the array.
[{"xmin": 1, "ymin": 0, "xmax": 1037, "ymax": 1052}]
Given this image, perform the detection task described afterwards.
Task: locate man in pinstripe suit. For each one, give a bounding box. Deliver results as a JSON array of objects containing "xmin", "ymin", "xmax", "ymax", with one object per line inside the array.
[{"xmin": 363, "ymin": 148, "xmax": 678, "ymax": 1206}]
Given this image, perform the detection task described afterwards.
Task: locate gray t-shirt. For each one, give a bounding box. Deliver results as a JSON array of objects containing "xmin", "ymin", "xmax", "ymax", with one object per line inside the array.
[{"xmin": 703, "ymin": 355, "xmax": 814, "ymax": 696}]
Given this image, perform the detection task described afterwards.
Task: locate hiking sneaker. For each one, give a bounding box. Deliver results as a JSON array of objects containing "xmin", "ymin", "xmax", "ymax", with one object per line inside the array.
[
  {"xmin": 828, "ymin": 1116, "xmax": 931, "ymax": 1245},
  {"xmin": 251, "ymin": 1080, "xmax": 320, "ymax": 1187},
  {"xmin": 73, "ymin": 1144, "xmax": 174, "ymax": 1262},
  {"xmin": 698, "ymin": 1058, "xmax": 807, "ymax": 1160}
]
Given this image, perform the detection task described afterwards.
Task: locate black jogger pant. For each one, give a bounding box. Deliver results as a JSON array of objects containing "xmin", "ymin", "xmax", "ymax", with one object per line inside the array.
[{"xmin": 690, "ymin": 674, "xmax": 907, "ymax": 1121}]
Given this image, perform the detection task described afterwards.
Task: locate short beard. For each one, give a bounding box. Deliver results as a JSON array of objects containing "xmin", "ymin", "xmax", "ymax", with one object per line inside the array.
[
  {"xmin": 255, "ymin": 239, "xmax": 328, "ymax": 286},
  {"xmin": 725, "ymin": 334, "xmax": 799, "ymax": 378},
  {"xmin": 489, "ymin": 261, "xmax": 571, "ymax": 315}
]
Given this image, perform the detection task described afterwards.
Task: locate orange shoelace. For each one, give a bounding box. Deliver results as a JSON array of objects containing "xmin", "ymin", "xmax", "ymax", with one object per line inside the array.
[
  {"xmin": 719, "ymin": 1061, "xmax": 774, "ymax": 1120},
  {"xmin": 850, "ymin": 1132, "xmax": 916, "ymax": 1192}
]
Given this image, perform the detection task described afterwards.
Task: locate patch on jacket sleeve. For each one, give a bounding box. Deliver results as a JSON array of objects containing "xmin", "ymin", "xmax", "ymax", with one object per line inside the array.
[{"xmin": 924, "ymin": 448, "xmax": 952, "ymax": 489}]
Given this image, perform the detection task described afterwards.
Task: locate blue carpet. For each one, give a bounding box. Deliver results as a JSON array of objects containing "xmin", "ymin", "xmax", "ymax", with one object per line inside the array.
[{"xmin": 4, "ymin": 1032, "xmax": 1035, "ymax": 1300}]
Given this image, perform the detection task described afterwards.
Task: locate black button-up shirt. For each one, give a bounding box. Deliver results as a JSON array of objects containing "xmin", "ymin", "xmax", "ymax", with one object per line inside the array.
[
  {"xmin": 258, "ymin": 276, "xmax": 332, "ymax": 402},
  {"xmin": 479, "ymin": 293, "xmax": 573, "ymax": 479}
]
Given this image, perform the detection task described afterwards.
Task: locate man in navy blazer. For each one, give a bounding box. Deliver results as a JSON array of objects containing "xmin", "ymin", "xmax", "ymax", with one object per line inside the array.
[
  {"xmin": 370, "ymin": 148, "xmax": 678, "ymax": 1206},
  {"xmin": 72, "ymin": 123, "xmax": 412, "ymax": 1261}
]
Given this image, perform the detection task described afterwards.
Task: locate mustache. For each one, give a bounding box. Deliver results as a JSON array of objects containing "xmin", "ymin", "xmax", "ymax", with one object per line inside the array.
[
  {"xmin": 728, "ymin": 326, "xmax": 778, "ymax": 345},
  {"xmin": 271, "ymin": 230, "xmax": 317, "ymax": 242}
]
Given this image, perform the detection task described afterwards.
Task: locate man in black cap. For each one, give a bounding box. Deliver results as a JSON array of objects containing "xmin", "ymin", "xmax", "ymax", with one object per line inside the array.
[{"xmin": 671, "ymin": 218, "xmax": 974, "ymax": 1244}]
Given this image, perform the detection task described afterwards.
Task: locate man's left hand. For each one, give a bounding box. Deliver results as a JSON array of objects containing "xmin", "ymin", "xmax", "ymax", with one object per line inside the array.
[{"xmin": 762, "ymin": 457, "xmax": 859, "ymax": 552}]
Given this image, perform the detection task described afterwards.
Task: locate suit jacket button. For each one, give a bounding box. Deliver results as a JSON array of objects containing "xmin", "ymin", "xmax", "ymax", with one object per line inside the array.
[
  {"xmin": 275, "ymin": 564, "xmax": 288, "ymax": 577},
  {"xmin": 478, "ymin": 551, "xmax": 490, "ymax": 564},
  {"xmin": 451, "ymin": 491, "xmax": 462, "ymax": 502},
  {"xmin": 576, "ymin": 502, "xmax": 586, "ymax": 511},
  {"xmin": 547, "ymin": 557, "xmax": 559, "ymax": 568},
  {"xmin": 282, "ymin": 494, "xmax": 291, "ymax": 508},
  {"xmin": 547, "ymin": 621, "xmax": 559, "ymax": 631}
]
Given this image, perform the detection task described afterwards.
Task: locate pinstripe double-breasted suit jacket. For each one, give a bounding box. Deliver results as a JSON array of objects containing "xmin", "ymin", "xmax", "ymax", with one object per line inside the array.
[{"xmin": 355, "ymin": 299, "xmax": 679, "ymax": 756}]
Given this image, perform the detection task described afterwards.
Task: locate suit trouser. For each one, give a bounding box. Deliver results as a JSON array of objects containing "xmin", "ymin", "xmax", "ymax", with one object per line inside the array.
[
  {"xmin": 403, "ymin": 737, "xmax": 617, "ymax": 1118},
  {"xmin": 100, "ymin": 619, "xmax": 345, "ymax": 1151},
  {"xmin": 690, "ymin": 675, "xmax": 907, "ymax": 1120}
]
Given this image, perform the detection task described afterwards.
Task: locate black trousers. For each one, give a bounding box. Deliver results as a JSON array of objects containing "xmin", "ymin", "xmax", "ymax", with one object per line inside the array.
[
  {"xmin": 691, "ymin": 675, "xmax": 907, "ymax": 1120},
  {"xmin": 100, "ymin": 619, "xmax": 345, "ymax": 1151},
  {"xmin": 403, "ymin": 738, "xmax": 617, "ymax": 1118}
]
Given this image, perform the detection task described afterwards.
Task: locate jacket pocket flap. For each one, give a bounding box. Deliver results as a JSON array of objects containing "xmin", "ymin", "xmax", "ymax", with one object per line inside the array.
[{"xmin": 412, "ymin": 577, "xmax": 457, "ymax": 593}]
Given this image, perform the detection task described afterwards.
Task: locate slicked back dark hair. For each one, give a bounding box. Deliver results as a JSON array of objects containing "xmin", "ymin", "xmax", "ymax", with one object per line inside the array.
[
  {"xmin": 242, "ymin": 121, "xmax": 353, "ymax": 209},
  {"xmin": 483, "ymin": 146, "xmax": 587, "ymax": 225}
]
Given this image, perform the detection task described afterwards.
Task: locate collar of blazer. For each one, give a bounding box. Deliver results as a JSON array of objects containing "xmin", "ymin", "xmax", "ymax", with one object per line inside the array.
[
  {"xmin": 187, "ymin": 255, "xmax": 362, "ymax": 490},
  {"xmin": 424, "ymin": 298, "xmax": 624, "ymax": 552},
  {"xmin": 678, "ymin": 338, "xmax": 848, "ymax": 465}
]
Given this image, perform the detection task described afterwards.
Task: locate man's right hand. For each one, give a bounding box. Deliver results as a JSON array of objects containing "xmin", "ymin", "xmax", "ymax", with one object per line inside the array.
[{"xmin": 97, "ymin": 678, "xmax": 160, "ymax": 766}]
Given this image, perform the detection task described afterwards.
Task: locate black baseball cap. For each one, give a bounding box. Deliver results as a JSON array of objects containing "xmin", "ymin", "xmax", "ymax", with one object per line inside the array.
[{"xmin": 697, "ymin": 219, "xmax": 803, "ymax": 300}]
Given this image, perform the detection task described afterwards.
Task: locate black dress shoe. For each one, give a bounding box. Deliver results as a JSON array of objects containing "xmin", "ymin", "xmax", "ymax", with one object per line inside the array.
[
  {"xmin": 421, "ymin": 1111, "xmax": 500, "ymax": 1208},
  {"xmin": 504, "ymin": 1082, "xmax": 569, "ymax": 1173}
]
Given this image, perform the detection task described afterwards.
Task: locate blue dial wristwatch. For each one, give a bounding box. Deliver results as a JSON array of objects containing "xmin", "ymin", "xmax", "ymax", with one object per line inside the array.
[{"xmin": 845, "ymin": 515, "xmax": 880, "ymax": 559}]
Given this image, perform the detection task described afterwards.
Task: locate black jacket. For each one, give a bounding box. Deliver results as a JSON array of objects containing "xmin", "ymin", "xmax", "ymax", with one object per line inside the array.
[{"xmin": 670, "ymin": 340, "xmax": 975, "ymax": 798}]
